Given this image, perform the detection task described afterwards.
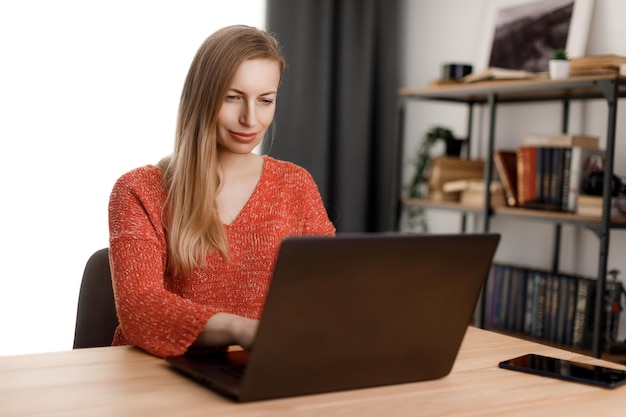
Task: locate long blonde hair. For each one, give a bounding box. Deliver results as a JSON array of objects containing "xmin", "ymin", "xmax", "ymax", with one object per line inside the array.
[{"xmin": 158, "ymin": 25, "xmax": 286, "ymax": 277}]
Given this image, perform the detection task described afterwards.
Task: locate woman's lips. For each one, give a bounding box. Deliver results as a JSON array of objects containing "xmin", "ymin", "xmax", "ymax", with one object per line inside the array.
[{"xmin": 231, "ymin": 131, "xmax": 257, "ymax": 142}]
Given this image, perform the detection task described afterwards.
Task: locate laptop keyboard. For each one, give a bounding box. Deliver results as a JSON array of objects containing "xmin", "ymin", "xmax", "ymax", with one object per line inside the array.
[{"xmin": 220, "ymin": 364, "xmax": 246, "ymax": 379}]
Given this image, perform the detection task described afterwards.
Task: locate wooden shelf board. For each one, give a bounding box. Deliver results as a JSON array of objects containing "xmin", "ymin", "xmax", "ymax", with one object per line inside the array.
[
  {"xmin": 399, "ymin": 74, "xmax": 626, "ymax": 104},
  {"xmin": 402, "ymin": 198, "xmax": 626, "ymax": 227}
]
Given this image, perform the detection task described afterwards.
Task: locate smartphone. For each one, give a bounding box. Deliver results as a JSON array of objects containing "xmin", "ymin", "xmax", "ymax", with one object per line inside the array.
[{"xmin": 498, "ymin": 353, "xmax": 626, "ymax": 389}]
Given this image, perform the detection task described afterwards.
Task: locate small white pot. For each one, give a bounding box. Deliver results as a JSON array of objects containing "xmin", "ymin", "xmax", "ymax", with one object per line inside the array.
[{"xmin": 549, "ymin": 59, "xmax": 570, "ymax": 79}]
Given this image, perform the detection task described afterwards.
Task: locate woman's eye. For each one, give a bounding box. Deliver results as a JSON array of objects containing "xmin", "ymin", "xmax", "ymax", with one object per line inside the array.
[
  {"xmin": 226, "ymin": 95, "xmax": 241, "ymax": 102},
  {"xmin": 260, "ymin": 98, "xmax": 275, "ymax": 105}
]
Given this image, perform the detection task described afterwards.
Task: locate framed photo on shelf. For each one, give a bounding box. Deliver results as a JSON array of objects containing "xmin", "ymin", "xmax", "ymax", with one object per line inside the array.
[{"xmin": 477, "ymin": 0, "xmax": 595, "ymax": 73}]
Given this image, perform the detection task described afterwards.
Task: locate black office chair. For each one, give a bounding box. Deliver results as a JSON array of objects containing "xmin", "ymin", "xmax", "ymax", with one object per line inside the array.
[{"xmin": 73, "ymin": 248, "xmax": 119, "ymax": 349}]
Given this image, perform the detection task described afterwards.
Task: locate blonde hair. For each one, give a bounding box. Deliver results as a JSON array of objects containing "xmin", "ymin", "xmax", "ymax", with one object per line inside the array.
[{"xmin": 158, "ymin": 25, "xmax": 286, "ymax": 277}]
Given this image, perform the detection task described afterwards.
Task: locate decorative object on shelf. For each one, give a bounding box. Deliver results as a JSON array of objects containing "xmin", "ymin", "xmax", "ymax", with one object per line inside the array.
[
  {"xmin": 405, "ymin": 126, "xmax": 459, "ymax": 232},
  {"xmin": 479, "ymin": 0, "xmax": 594, "ymax": 73},
  {"xmin": 549, "ymin": 49, "xmax": 570, "ymax": 79},
  {"xmin": 441, "ymin": 63, "xmax": 473, "ymax": 81}
]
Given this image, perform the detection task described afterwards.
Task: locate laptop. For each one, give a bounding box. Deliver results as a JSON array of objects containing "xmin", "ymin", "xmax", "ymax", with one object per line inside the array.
[{"xmin": 166, "ymin": 233, "xmax": 500, "ymax": 402}]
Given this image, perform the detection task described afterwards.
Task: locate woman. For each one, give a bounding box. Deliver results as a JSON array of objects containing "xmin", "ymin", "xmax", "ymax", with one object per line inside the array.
[{"xmin": 108, "ymin": 25, "xmax": 335, "ymax": 358}]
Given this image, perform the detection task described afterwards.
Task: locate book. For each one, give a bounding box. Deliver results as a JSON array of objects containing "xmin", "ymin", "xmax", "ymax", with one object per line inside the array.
[
  {"xmin": 428, "ymin": 157, "xmax": 484, "ymax": 190},
  {"xmin": 571, "ymin": 278, "xmax": 590, "ymax": 349},
  {"xmin": 459, "ymin": 188, "xmax": 506, "ymax": 208},
  {"xmin": 516, "ymin": 147, "xmax": 537, "ymax": 207},
  {"xmin": 441, "ymin": 178, "xmax": 501, "ymax": 193},
  {"xmin": 549, "ymin": 147, "xmax": 566, "ymax": 209},
  {"xmin": 532, "ymin": 272, "xmax": 547, "ymax": 339},
  {"xmin": 569, "ymin": 54, "xmax": 626, "ymax": 75},
  {"xmin": 493, "ymin": 150, "xmax": 518, "ymax": 207},
  {"xmin": 563, "ymin": 276, "xmax": 578, "ymax": 346},
  {"xmin": 463, "ymin": 67, "xmax": 538, "ymax": 83},
  {"xmin": 521, "ymin": 133, "xmax": 599, "ymax": 148},
  {"xmin": 443, "ymin": 179, "xmax": 506, "ymax": 207},
  {"xmin": 428, "ymin": 188, "xmax": 461, "ymax": 202},
  {"xmin": 560, "ymin": 148, "xmax": 572, "ymax": 211}
]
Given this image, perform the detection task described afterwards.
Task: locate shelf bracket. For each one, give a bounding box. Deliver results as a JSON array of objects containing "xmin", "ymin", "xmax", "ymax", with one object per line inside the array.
[{"xmin": 595, "ymin": 79, "xmax": 618, "ymax": 104}]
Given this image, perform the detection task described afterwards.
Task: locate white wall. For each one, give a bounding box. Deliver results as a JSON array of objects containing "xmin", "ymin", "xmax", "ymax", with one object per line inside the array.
[
  {"xmin": 401, "ymin": 0, "xmax": 626, "ymax": 339},
  {"xmin": 0, "ymin": 0, "xmax": 265, "ymax": 356}
]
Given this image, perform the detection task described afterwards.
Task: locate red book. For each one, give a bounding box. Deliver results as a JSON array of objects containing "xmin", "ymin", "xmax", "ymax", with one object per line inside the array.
[{"xmin": 516, "ymin": 147, "xmax": 537, "ymax": 206}]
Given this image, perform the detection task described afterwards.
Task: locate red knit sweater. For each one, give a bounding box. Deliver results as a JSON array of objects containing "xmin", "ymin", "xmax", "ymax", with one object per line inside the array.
[{"xmin": 108, "ymin": 156, "xmax": 335, "ymax": 357}]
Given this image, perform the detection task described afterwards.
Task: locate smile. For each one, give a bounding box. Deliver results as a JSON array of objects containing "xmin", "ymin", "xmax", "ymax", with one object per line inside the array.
[{"xmin": 230, "ymin": 131, "xmax": 258, "ymax": 142}]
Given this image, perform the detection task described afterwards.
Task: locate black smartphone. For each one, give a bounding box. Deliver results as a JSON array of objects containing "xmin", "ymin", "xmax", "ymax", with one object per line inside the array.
[{"xmin": 498, "ymin": 353, "xmax": 626, "ymax": 389}]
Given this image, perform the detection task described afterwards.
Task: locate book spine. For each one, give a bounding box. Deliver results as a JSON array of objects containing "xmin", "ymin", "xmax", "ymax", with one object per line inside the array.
[
  {"xmin": 571, "ymin": 278, "xmax": 587, "ymax": 348},
  {"xmin": 534, "ymin": 273, "xmax": 546, "ymax": 339},
  {"xmin": 493, "ymin": 151, "xmax": 518, "ymax": 207},
  {"xmin": 555, "ymin": 274, "xmax": 570, "ymax": 345},
  {"xmin": 516, "ymin": 147, "xmax": 537, "ymax": 206},
  {"xmin": 564, "ymin": 277, "xmax": 578, "ymax": 347},
  {"xmin": 535, "ymin": 147, "xmax": 544, "ymax": 203},
  {"xmin": 551, "ymin": 147, "xmax": 565, "ymax": 209},
  {"xmin": 523, "ymin": 271, "xmax": 536, "ymax": 335},
  {"xmin": 561, "ymin": 148, "xmax": 572, "ymax": 211}
]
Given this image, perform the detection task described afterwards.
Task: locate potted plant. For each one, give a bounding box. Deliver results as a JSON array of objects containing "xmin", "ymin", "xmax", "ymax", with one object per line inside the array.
[
  {"xmin": 405, "ymin": 126, "xmax": 456, "ymax": 232},
  {"xmin": 549, "ymin": 49, "xmax": 570, "ymax": 79}
]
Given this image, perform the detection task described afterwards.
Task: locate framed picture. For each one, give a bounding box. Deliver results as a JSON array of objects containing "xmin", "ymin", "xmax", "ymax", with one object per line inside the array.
[{"xmin": 477, "ymin": 0, "xmax": 595, "ymax": 72}]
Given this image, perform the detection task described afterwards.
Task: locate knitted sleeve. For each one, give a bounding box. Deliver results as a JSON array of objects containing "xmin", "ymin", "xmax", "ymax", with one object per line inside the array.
[
  {"xmin": 297, "ymin": 168, "xmax": 336, "ymax": 236},
  {"xmin": 108, "ymin": 167, "xmax": 215, "ymax": 358}
]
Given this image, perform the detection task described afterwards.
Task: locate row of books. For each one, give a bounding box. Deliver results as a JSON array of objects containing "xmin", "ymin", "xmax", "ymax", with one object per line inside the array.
[
  {"xmin": 485, "ymin": 263, "xmax": 624, "ymax": 350},
  {"xmin": 493, "ymin": 133, "xmax": 606, "ymax": 213}
]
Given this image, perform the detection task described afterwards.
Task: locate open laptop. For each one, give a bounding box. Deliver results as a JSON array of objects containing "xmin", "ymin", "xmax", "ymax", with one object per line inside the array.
[{"xmin": 166, "ymin": 233, "xmax": 500, "ymax": 402}]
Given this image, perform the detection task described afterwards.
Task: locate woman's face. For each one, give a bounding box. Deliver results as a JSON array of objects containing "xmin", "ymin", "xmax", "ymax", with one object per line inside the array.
[{"xmin": 216, "ymin": 58, "xmax": 281, "ymax": 155}]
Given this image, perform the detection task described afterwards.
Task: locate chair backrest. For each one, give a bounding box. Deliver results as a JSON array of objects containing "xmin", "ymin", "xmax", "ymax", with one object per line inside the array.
[{"xmin": 73, "ymin": 248, "xmax": 119, "ymax": 349}]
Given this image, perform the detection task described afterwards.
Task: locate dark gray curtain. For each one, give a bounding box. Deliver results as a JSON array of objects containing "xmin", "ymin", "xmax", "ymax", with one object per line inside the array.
[{"xmin": 264, "ymin": 0, "xmax": 401, "ymax": 232}]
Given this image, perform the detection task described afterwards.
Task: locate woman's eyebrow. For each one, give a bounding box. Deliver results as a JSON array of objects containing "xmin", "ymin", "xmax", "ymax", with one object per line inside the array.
[{"xmin": 228, "ymin": 88, "xmax": 277, "ymax": 96}]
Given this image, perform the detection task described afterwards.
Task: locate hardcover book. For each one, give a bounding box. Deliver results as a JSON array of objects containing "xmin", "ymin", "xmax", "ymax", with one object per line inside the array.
[
  {"xmin": 428, "ymin": 157, "xmax": 484, "ymax": 190},
  {"xmin": 569, "ymin": 54, "xmax": 626, "ymax": 75},
  {"xmin": 516, "ymin": 147, "xmax": 537, "ymax": 207},
  {"xmin": 493, "ymin": 150, "xmax": 518, "ymax": 207}
]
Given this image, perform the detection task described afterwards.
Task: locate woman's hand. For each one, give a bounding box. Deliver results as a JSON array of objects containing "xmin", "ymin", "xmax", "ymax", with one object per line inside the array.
[{"xmin": 193, "ymin": 312, "xmax": 259, "ymax": 350}]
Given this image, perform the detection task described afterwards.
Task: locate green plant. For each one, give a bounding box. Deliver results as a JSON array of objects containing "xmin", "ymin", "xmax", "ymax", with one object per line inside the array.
[
  {"xmin": 553, "ymin": 49, "xmax": 568, "ymax": 60},
  {"xmin": 405, "ymin": 126, "xmax": 455, "ymax": 232}
]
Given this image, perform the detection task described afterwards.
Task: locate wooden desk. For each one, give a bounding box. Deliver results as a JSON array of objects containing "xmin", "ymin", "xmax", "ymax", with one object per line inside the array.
[{"xmin": 2, "ymin": 327, "xmax": 625, "ymax": 417}]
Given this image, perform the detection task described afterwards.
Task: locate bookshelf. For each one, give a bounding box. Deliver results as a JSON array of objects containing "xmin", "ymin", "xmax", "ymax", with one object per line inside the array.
[{"xmin": 394, "ymin": 74, "xmax": 626, "ymax": 358}]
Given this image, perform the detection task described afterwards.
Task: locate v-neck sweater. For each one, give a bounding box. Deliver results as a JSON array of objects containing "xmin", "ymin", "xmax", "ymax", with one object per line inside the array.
[{"xmin": 108, "ymin": 156, "xmax": 335, "ymax": 357}]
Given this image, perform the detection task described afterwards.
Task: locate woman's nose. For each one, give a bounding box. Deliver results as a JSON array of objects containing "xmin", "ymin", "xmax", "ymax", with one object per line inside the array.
[{"xmin": 239, "ymin": 102, "xmax": 257, "ymax": 127}]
